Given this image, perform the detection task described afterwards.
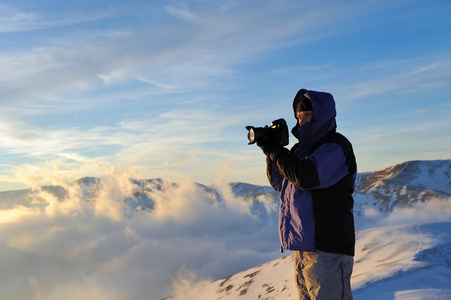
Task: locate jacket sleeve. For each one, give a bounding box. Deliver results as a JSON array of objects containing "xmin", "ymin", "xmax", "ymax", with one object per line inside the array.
[
  {"xmin": 266, "ymin": 157, "xmax": 284, "ymax": 191},
  {"xmin": 267, "ymin": 142, "xmax": 349, "ymax": 190},
  {"xmin": 266, "ymin": 145, "xmax": 321, "ymax": 189}
]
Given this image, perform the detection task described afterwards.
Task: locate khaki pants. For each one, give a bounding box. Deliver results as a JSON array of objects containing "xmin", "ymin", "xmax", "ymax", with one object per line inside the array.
[{"xmin": 294, "ymin": 250, "xmax": 353, "ymax": 300}]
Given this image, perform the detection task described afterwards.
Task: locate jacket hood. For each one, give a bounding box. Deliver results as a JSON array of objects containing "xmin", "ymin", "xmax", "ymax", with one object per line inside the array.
[{"xmin": 291, "ymin": 89, "xmax": 337, "ymax": 154}]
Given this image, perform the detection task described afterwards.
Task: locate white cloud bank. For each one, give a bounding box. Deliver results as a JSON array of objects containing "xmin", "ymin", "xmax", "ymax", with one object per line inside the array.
[{"xmin": 0, "ymin": 167, "xmax": 279, "ymax": 300}]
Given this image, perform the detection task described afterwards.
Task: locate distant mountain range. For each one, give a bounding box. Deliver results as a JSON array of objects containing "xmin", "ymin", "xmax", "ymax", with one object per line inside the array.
[{"xmin": 2, "ymin": 159, "xmax": 450, "ymax": 215}]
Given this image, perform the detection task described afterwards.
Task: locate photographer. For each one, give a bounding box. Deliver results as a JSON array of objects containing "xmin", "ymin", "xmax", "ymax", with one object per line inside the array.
[{"xmin": 255, "ymin": 89, "xmax": 356, "ymax": 300}]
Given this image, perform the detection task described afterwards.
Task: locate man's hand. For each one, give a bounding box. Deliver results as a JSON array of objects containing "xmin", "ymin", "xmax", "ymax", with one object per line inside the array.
[
  {"xmin": 257, "ymin": 140, "xmax": 273, "ymax": 156},
  {"xmin": 257, "ymin": 137, "xmax": 281, "ymax": 157}
]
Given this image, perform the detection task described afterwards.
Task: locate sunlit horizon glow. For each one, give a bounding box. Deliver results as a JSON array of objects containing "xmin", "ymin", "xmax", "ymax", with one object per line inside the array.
[{"xmin": 1, "ymin": 0, "xmax": 451, "ymax": 191}]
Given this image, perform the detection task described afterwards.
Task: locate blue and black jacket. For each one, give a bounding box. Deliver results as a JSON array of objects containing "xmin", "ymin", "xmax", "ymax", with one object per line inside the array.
[{"xmin": 265, "ymin": 89, "xmax": 356, "ymax": 256}]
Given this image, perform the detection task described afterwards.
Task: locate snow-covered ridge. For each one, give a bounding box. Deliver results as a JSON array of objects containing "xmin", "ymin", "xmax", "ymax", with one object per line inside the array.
[{"xmin": 354, "ymin": 159, "xmax": 451, "ymax": 212}]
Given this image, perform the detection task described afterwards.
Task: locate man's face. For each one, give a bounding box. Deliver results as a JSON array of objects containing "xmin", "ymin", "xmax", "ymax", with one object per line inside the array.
[{"xmin": 296, "ymin": 111, "xmax": 313, "ymax": 126}]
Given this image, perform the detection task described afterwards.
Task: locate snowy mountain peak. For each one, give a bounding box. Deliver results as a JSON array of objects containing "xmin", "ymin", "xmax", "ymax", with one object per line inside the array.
[
  {"xmin": 355, "ymin": 159, "xmax": 451, "ymax": 213},
  {"xmin": 357, "ymin": 159, "xmax": 451, "ymax": 193}
]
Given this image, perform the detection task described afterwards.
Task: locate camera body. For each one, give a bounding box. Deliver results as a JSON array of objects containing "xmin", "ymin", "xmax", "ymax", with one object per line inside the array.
[{"xmin": 246, "ymin": 118, "xmax": 289, "ymax": 146}]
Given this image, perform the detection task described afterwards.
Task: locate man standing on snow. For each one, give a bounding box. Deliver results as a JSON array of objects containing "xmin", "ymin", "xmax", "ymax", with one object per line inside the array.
[{"xmin": 257, "ymin": 89, "xmax": 356, "ymax": 300}]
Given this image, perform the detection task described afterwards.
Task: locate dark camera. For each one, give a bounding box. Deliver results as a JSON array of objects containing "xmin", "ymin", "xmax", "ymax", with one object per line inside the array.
[{"xmin": 246, "ymin": 118, "xmax": 289, "ymax": 146}]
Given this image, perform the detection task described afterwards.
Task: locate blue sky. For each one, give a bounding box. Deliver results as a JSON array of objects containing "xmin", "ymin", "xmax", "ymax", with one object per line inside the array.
[{"xmin": 1, "ymin": 0, "xmax": 451, "ymax": 191}]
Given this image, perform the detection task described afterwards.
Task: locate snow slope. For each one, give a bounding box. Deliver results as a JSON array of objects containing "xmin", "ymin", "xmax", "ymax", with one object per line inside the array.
[{"xmin": 168, "ymin": 222, "xmax": 451, "ymax": 300}]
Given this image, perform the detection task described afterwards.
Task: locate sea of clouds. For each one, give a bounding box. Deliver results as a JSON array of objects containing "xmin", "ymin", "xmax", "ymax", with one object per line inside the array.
[
  {"xmin": 1, "ymin": 166, "xmax": 450, "ymax": 300},
  {"xmin": 0, "ymin": 167, "xmax": 280, "ymax": 300}
]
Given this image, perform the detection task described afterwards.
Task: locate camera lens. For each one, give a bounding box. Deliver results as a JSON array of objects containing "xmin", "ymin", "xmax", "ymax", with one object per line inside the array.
[{"xmin": 248, "ymin": 128, "xmax": 255, "ymax": 143}]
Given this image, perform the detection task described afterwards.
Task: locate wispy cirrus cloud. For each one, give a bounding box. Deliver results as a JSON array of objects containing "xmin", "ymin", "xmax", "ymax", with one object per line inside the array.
[
  {"xmin": 273, "ymin": 52, "xmax": 451, "ymax": 103},
  {"xmin": 0, "ymin": 106, "xmax": 251, "ymax": 188},
  {"xmin": 1, "ymin": 0, "xmax": 396, "ymax": 104},
  {"xmin": 0, "ymin": 3, "xmax": 121, "ymax": 33}
]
